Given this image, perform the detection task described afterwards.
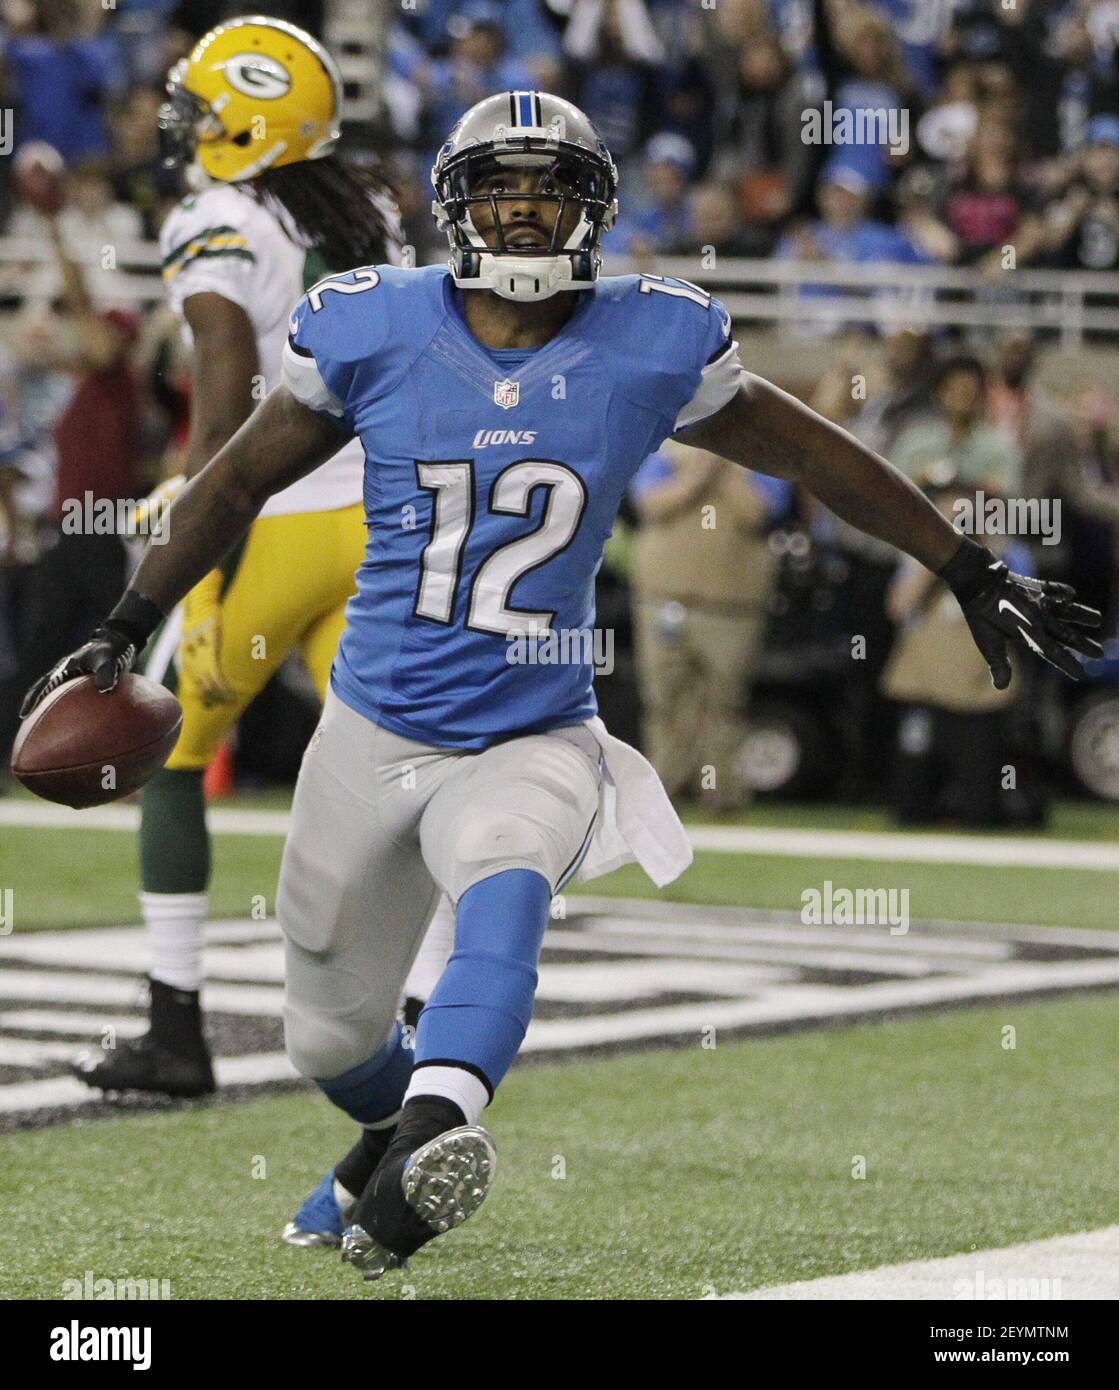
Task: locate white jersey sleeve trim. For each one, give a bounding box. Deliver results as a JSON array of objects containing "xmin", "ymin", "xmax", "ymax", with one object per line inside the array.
[
  {"xmin": 281, "ymin": 338, "xmax": 345, "ymax": 419},
  {"xmin": 674, "ymin": 339, "xmax": 744, "ymax": 430}
]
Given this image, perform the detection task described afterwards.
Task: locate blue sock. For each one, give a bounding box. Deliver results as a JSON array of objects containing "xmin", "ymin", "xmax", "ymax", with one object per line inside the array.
[
  {"xmin": 316, "ymin": 1021, "xmax": 413, "ymax": 1124},
  {"xmin": 415, "ymin": 869, "xmax": 551, "ymax": 1091}
]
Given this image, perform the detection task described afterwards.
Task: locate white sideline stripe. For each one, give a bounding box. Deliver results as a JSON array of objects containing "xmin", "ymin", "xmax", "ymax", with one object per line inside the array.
[
  {"xmin": 6, "ymin": 957, "xmax": 1114, "ymax": 1112},
  {"xmin": 0, "ymin": 969, "xmax": 284, "ymax": 1016},
  {"xmin": 0, "ymin": 1010, "xmax": 145, "ymax": 1037},
  {"xmin": 568, "ymin": 895, "xmax": 1119, "ymax": 952},
  {"xmin": 0, "ymin": 1051, "xmax": 296, "ymax": 1114},
  {"xmin": 4, "ymin": 799, "xmax": 1119, "ymax": 869},
  {"xmin": 0, "ymin": 1037, "xmax": 87, "ymax": 1067},
  {"xmin": 0, "ymin": 927, "xmax": 983, "ymax": 983},
  {"xmin": 520, "ymin": 957, "xmax": 1119, "ymax": 1051},
  {"xmin": 576, "ymin": 915, "xmax": 1014, "ymax": 959},
  {"xmin": 710, "ymin": 1225, "xmax": 1119, "ymax": 1300},
  {"xmin": 534, "ymin": 961, "xmax": 794, "ymax": 1002},
  {"xmin": 687, "ymin": 825, "xmax": 1119, "ymax": 871},
  {"xmin": 545, "ymin": 930, "xmax": 971, "ymax": 977}
]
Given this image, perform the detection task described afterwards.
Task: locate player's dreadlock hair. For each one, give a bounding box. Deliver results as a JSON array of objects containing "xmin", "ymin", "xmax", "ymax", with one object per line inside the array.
[{"xmin": 243, "ymin": 152, "xmax": 399, "ymax": 272}]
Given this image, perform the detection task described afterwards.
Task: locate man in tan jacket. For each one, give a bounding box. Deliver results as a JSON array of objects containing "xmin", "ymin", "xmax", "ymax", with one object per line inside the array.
[
  {"xmin": 630, "ymin": 439, "xmax": 788, "ymax": 812},
  {"xmin": 880, "ymin": 482, "xmax": 1029, "ymax": 826}
]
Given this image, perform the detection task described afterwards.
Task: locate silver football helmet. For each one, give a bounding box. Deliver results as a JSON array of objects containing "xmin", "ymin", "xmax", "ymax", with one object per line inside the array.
[{"xmin": 431, "ymin": 91, "xmax": 619, "ymax": 302}]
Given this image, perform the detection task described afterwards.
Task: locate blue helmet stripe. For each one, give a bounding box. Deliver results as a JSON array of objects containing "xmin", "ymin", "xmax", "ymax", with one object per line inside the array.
[{"xmin": 518, "ymin": 91, "xmax": 533, "ymax": 127}]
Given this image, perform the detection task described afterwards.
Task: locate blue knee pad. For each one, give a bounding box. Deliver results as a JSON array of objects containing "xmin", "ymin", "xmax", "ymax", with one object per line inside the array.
[
  {"xmin": 415, "ymin": 869, "xmax": 551, "ymax": 1092},
  {"xmin": 315, "ymin": 1020, "xmax": 413, "ymax": 1124}
]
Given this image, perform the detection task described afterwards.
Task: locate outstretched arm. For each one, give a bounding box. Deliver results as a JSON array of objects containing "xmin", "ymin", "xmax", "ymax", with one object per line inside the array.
[
  {"xmin": 678, "ymin": 372, "xmax": 960, "ymax": 570},
  {"xmin": 20, "ymin": 386, "xmax": 349, "ymax": 713},
  {"xmin": 129, "ymin": 384, "xmax": 347, "ymax": 611},
  {"xmin": 678, "ymin": 374, "xmax": 1102, "ymax": 687}
]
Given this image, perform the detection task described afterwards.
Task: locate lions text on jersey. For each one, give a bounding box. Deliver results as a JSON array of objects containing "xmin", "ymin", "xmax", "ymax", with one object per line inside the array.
[{"xmin": 282, "ymin": 264, "xmax": 743, "ymax": 748}]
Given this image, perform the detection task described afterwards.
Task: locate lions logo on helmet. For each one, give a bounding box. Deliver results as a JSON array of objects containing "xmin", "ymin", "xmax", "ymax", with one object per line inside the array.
[
  {"xmin": 431, "ymin": 92, "xmax": 619, "ymax": 303},
  {"xmin": 159, "ymin": 15, "xmax": 342, "ymax": 183}
]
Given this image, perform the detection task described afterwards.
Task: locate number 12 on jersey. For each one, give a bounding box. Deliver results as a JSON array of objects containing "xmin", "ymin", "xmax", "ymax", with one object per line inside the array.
[{"xmin": 414, "ymin": 458, "xmax": 587, "ymax": 638}]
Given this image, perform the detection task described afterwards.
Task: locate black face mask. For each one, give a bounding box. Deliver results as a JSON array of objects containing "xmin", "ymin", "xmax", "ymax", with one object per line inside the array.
[
  {"xmin": 440, "ymin": 147, "xmax": 613, "ymax": 256},
  {"xmin": 157, "ymin": 85, "xmax": 220, "ymax": 171}
]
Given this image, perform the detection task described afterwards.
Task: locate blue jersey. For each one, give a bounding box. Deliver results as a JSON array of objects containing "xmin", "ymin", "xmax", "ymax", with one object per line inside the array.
[{"xmin": 283, "ymin": 264, "xmax": 742, "ymax": 749}]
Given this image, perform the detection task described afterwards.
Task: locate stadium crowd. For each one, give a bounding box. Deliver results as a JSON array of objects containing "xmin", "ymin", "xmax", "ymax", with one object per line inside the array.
[{"xmin": 0, "ymin": 0, "xmax": 1117, "ymax": 822}]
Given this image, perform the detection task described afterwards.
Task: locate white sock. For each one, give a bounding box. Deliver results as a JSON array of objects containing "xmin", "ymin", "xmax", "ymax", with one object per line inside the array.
[
  {"xmin": 404, "ymin": 1064, "xmax": 489, "ymax": 1127},
  {"xmin": 140, "ymin": 891, "xmax": 207, "ymax": 992},
  {"xmin": 402, "ymin": 895, "xmax": 456, "ymax": 1002}
]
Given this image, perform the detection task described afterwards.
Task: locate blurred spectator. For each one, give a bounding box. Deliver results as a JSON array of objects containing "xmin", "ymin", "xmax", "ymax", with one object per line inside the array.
[
  {"xmin": 881, "ymin": 482, "xmax": 1035, "ymax": 828},
  {"xmin": 685, "ymin": 179, "xmax": 775, "ymax": 259},
  {"xmin": 891, "ymin": 354, "xmax": 1022, "ymax": 494},
  {"xmin": 610, "ymin": 131, "xmax": 695, "ymax": 254},
  {"xmin": 715, "ymin": 19, "xmax": 816, "ymax": 221},
  {"xmin": 776, "ymin": 166, "xmax": 934, "ymax": 329},
  {"xmin": 935, "ymin": 120, "xmax": 1046, "ymax": 270},
  {"xmin": 8, "ymin": 160, "xmax": 144, "ymax": 304},
  {"xmin": 853, "ymin": 325, "xmax": 938, "ymax": 457},
  {"xmin": 914, "ymin": 60, "xmax": 981, "ymax": 165},
  {"xmin": 810, "ymin": 329, "xmax": 929, "ymax": 797},
  {"xmin": 57, "ymin": 160, "xmax": 142, "ymax": 249},
  {"xmin": 874, "ymin": 0, "xmax": 953, "ymax": 98},
  {"xmin": 562, "ymin": 0, "xmax": 665, "ymax": 160},
  {"xmin": 811, "ymin": 0, "xmax": 921, "ymax": 196},
  {"xmin": 0, "ymin": 340, "xmax": 59, "ymax": 772},
  {"xmin": 401, "ymin": 0, "xmax": 560, "ymax": 66},
  {"xmin": 3, "ymin": 0, "xmax": 125, "ymax": 162},
  {"xmin": 629, "ymin": 441, "xmax": 789, "ymax": 812},
  {"xmin": 990, "ymin": 330, "xmax": 1077, "ymax": 524},
  {"xmin": 1064, "ymin": 387, "xmax": 1119, "ymax": 628},
  {"xmin": 419, "ymin": 6, "xmax": 538, "ymax": 151},
  {"xmin": 0, "ymin": 212, "xmax": 142, "ymax": 767},
  {"xmin": 1043, "ymin": 114, "xmax": 1119, "ymax": 271}
]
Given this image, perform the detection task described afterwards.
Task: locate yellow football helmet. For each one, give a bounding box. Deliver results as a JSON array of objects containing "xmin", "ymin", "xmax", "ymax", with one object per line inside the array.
[{"xmin": 159, "ymin": 15, "xmax": 343, "ymax": 182}]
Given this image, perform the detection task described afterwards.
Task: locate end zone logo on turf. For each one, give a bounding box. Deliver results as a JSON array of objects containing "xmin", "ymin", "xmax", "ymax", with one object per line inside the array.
[{"xmin": 50, "ymin": 1321, "xmax": 152, "ymax": 1370}]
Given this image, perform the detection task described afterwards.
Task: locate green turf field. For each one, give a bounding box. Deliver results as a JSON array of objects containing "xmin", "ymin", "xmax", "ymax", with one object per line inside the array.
[
  {"xmin": 4, "ymin": 792, "xmax": 1119, "ymax": 932},
  {"xmin": 1, "ymin": 993, "xmax": 1115, "ymax": 1300},
  {"xmin": 2, "ymin": 788, "xmax": 1117, "ymax": 1299}
]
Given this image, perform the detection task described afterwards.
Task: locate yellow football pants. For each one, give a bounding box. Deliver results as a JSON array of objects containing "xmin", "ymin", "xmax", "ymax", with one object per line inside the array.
[{"xmin": 162, "ymin": 504, "xmax": 364, "ymax": 771}]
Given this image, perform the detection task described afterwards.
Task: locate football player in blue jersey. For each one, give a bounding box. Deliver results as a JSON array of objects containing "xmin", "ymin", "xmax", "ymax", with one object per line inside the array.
[{"xmin": 22, "ymin": 92, "xmax": 1100, "ymax": 1283}]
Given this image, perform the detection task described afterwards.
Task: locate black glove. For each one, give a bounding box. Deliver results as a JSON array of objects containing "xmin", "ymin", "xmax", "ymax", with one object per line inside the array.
[
  {"xmin": 19, "ymin": 591, "xmax": 165, "ymax": 718},
  {"xmin": 939, "ymin": 538, "xmax": 1102, "ymax": 690}
]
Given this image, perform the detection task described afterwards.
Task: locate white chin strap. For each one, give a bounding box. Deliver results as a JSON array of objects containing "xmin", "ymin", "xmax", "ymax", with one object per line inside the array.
[
  {"xmin": 453, "ymin": 252, "xmax": 583, "ymax": 302},
  {"xmin": 184, "ymin": 159, "xmax": 214, "ymax": 193}
]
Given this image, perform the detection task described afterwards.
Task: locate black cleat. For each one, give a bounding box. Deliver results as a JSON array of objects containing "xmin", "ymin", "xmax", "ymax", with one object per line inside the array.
[
  {"xmin": 341, "ymin": 1102, "xmax": 496, "ymax": 1282},
  {"xmin": 70, "ymin": 978, "xmax": 215, "ymax": 1098},
  {"xmin": 70, "ymin": 1032, "xmax": 215, "ymax": 1097}
]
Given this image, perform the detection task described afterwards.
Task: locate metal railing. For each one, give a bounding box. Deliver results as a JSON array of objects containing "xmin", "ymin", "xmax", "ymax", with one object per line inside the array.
[
  {"xmin": 604, "ymin": 255, "xmax": 1119, "ymax": 348},
  {"xmin": 2, "ymin": 236, "xmax": 1117, "ymax": 345}
]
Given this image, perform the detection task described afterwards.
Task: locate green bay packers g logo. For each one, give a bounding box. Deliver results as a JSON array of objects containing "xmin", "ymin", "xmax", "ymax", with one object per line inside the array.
[{"xmin": 223, "ymin": 53, "xmax": 292, "ymax": 99}]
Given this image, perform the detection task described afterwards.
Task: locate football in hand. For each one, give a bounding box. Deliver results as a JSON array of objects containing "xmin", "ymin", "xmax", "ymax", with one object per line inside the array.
[{"xmin": 11, "ymin": 674, "xmax": 183, "ymax": 809}]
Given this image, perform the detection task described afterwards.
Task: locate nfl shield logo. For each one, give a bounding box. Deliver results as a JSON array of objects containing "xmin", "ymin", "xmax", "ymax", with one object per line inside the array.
[{"xmin": 494, "ymin": 378, "xmax": 520, "ymax": 410}]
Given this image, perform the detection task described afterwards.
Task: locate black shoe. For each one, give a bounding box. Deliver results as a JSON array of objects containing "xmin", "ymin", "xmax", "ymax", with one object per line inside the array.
[
  {"xmin": 70, "ymin": 979, "xmax": 215, "ymax": 1098},
  {"xmin": 341, "ymin": 1099, "xmax": 496, "ymax": 1281}
]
